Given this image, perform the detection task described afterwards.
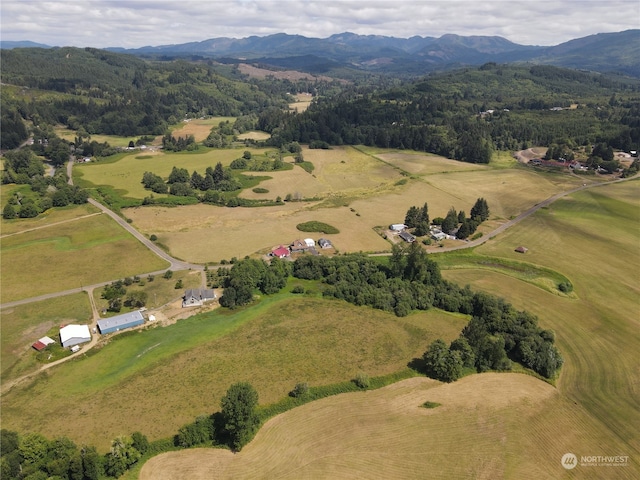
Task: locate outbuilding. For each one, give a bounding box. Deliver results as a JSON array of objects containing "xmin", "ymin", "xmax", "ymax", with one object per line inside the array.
[
  {"xmin": 399, "ymin": 231, "xmax": 416, "ymax": 243},
  {"xmin": 32, "ymin": 336, "xmax": 56, "ymax": 351},
  {"xmin": 390, "ymin": 224, "xmax": 407, "ymax": 232},
  {"xmin": 304, "ymin": 238, "xmax": 316, "ymax": 248},
  {"xmin": 318, "ymin": 238, "xmax": 333, "ymax": 249},
  {"xmin": 97, "ymin": 311, "xmax": 145, "ymax": 334},
  {"xmin": 59, "ymin": 324, "xmax": 91, "ymax": 348},
  {"xmin": 515, "ymin": 246, "xmax": 529, "ymax": 254}
]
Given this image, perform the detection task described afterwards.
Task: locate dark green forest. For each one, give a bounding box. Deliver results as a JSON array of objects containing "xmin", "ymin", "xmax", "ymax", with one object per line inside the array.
[
  {"xmin": 2, "ymin": 47, "xmax": 639, "ymax": 160},
  {"xmin": 257, "ymin": 64, "xmax": 640, "ymax": 162}
]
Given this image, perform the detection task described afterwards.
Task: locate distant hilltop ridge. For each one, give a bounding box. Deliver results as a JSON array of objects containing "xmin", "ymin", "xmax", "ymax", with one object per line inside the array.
[{"xmin": 2, "ymin": 30, "xmax": 639, "ymax": 77}]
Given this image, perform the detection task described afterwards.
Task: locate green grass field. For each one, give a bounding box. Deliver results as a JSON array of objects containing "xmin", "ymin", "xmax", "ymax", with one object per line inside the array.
[
  {"xmin": 0, "ymin": 213, "xmax": 169, "ymax": 302},
  {"xmin": 0, "ymin": 292, "xmax": 466, "ymax": 450},
  {"xmin": 75, "ymin": 147, "xmax": 276, "ymax": 199},
  {"xmin": 0, "ymin": 293, "xmax": 92, "ymax": 381}
]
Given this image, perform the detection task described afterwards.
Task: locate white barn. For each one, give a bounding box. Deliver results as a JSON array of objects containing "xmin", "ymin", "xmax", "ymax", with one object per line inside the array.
[
  {"xmin": 59, "ymin": 324, "xmax": 91, "ymax": 348},
  {"xmin": 390, "ymin": 224, "xmax": 407, "ymax": 232}
]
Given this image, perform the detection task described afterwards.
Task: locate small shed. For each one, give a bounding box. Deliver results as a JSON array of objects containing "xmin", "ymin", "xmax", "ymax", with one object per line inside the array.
[
  {"xmin": 390, "ymin": 224, "xmax": 407, "ymax": 232},
  {"xmin": 60, "ymin": 324, "xmax": 91, "ymax": 348},
  {"xmin": 32, "ymin": 336, "xmax": 55, "ymax": 351},
  {"xmin": 515, "ymin": 246, "xmax": 529, "ymax": 254},
  {"xmin": 318, "ymin": 238, "xmax": 333, "ymax": 249},
  {"xmin": 183, "ymin": 288, "xmax": 216, "ymax": 308},
  {"xmin": 97, "ymin": 311, "xmax": 145, "ymax": 334}
]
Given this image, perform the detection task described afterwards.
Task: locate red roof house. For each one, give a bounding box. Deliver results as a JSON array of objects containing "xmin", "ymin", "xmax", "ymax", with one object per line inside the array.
[{"xmin": 271, "ymin": 246, "xmax": 291, "ymax": 258}]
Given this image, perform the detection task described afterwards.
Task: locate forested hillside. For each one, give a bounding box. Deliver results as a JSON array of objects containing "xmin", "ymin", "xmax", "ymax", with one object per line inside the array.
[
  {"xmin": 257, "ymin": 64, "xmax": 640, "ymax": 163},
  {"xmin": 2, "ymin": 47, "xmax": 639, "ymax": 164},
  {"xmin": 0, "ymin": 47, "xmax": 315, "ymax": 148}
]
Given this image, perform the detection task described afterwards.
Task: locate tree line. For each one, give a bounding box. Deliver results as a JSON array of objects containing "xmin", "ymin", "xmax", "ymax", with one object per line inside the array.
[
  {"xmin": 216, "ymin": 247, "xmax": 562, "ymax": 381},
  {"xmin": 2, "ymin": 149, "xmax": 89, "ymax": 219},
  {"xmin": 0, "ymin": 381, "xmax": 261, "ymax": 479}
]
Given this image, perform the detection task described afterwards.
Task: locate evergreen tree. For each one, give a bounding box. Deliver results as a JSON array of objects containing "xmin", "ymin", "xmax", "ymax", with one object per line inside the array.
[
  {"xmin": 441, "ymin": 207, "xmax": 459, "ymax": 233},
  {"xmin": 404, "ymin": 205, "xmax": 420, "ymax": 228},
  {"xmin": 470, "ymin": 198, "xmax": 490, "ymax": 222}
]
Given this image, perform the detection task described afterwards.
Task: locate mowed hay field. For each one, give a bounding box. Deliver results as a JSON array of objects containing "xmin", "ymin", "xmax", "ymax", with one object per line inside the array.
[
  {"xmin": 170, "ymin": 117, "xmax": 235, "ymax": 142},
  {"xmin": 0, "ymin": 212, "xmax": 169, "ymax": 302},
  {"xmin": 141, "ymin": 374, "xmax": 620, "ymax": 480},
  {"xmin": 125, "ymin": 148, "xmax": 588, "ymax": 262},
  {"xmin": 138, "ymin": 178, "xmax": 639, "ymax": 478},
  {"xmin": 0, "ymin": 296, "xmax": 466, "ymax": 450},
  {"xmin": 454, "ymin": 180, "xmax": 640, "ymax": 455}
]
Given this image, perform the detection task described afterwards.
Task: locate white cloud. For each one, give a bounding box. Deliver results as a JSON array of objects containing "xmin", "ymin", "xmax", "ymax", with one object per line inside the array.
[{"xmin": 1, "ymin": 0, "xmax": 638, "ymax": 48}]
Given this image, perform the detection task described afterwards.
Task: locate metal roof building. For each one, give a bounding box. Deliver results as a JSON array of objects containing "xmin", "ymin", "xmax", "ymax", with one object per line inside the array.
[
  {"xmin": 60, "ymin": 324, "xmax": 91, "ymax": 348},
  {"xmin": 97, "ymin": 310, "xmax": 145, "ymax": 335}
]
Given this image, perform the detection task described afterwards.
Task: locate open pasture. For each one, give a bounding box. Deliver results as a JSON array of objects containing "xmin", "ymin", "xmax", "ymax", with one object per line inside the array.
[
  {"xmin": 54, "ymin": 126, "xmax": 138, "ymax": 148},
  {"xmin": 125, "ymin": 148, "xmax": 594, "ymax": 262},
  {"xmin": 0, "ymin": 293, "xmax": 91, "ymax": 382},
  {"xmin": 141, "ymin": 373, "xmax": 629, "ymax": 479},
  {"xmin": 239, "ymin": 146, "xmax": 404, "ymax": 202},
  {"xmin": 1, "ymin": 192, "xmax": 101, "ymax": 236},
  {"xmin": 375, "ymin": 150, "xmax": 491, "ymax": 175},
  {"xmin": 289, "ymin": 92, "xmax": 314, "ymax": 112},
  {"xmin": 0, "ymin": 295, "xmax": 466, "ymax": 450},
  {"xmin": 445, "ymin": 180, "xmax": 640, "ymax": 455},
  {"xmin": 237, "ymin": 130, "xmax": 271, "ymax": 141},
  {"xmin": 170, "ymin": 117, "xmax": 235, "ymax": 142},
  {"xmin": 0, "ymin": 213, "xmax": 169, "ymax": 302},
  {"xmin": 126, "ymin": 200, "xmax": 390, "ymax": 262},
  {"xmin": 137, "ymin": 177, "xmax": 639, "ymax": 479},
  {"xmin": 75, "ymin": 147, "xmax": 272, "ymax": 198}
]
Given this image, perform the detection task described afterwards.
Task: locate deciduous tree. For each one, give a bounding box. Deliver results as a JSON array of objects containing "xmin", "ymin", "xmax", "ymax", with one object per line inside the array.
[{"xmin": 221, "ymin": 382, "xmax": 260, "ymax": 451}]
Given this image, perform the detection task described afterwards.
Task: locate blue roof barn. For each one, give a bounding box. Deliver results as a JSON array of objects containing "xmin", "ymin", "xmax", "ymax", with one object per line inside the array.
[{"xmin": 97, "ymin": 311, "xmax": 145, "ymax": 335}]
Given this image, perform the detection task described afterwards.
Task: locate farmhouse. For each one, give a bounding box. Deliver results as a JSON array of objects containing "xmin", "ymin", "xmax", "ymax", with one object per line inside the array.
[
  {"xmin": 271, "ymin": 245, "xmax": 291, "ymax": 258},
  {"xmin": 59, "ymin": 324, "xmax": 91, "ymax": 348},
  {"xmin": 32, "ymin": 336, "xmax": 55, "ymax": 351},
  {"xmin": 290, "ymin": 239, "xmax": 308, "ymax": 253},
  {"xmin": 97, "ymin": 310, "xmax": 145, "ymax": 334},
  {"xmin": 182, "ymin": 288, "xmax": 216, "ymax": 308},
  {"xmin": 390, "ymin": 224, "xmax": 407, "ymax": 232},
  {"xmin": 399, "ymin": 231, "xmax": 416, "ymax": 243},
  {"xmin": 318, "ymin": 238, "xmax": 333, "ymax": 249},
  {"xmin": 431, "ymin": 230, "xmax": 447, "ymax": 241}
]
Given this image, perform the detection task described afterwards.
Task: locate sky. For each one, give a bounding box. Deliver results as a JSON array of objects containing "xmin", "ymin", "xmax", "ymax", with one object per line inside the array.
[{"xmin": 1, "ymin": 0, "xmax": 638, "ymax": 49}]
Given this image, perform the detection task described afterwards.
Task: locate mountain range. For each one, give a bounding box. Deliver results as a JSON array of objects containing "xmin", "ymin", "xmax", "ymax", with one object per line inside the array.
[{"xmin": 2, "ymin": 30, "xmax": 639, "ymax": 77}]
